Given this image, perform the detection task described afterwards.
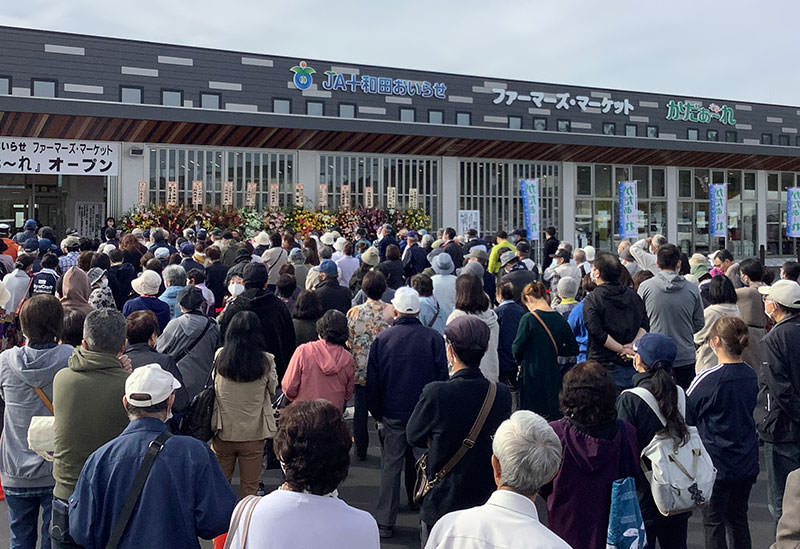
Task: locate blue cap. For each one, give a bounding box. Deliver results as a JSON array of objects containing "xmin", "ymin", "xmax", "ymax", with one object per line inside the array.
[
  {"xmin": 179, "ymin": 242, "xmax": 195, "ymax": 256},
  {"xmin": 22, "ymin": 237, "xmax": 39, "ymax": 252},
  {"xmin": 24, "ymin": 219, "xmax": 36, "ymax": 230},
  {"xmin": 38, "ymin": 238, "xmax": 53, "ymax": 253},
  {"xmin": 319, "ymin": 259, "xmax": 337, "ymax": 277},
  {"xmin": 634, "ymin": 333, "xmax": 677, "ymax": 368}
]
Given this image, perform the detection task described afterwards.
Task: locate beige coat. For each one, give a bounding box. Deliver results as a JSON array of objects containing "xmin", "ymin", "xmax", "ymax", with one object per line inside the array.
[
  {"xmin": 773, "ymin": 469, "xmax": 800, "ymax": 549},
  {"xmin": 694, "ymin": 303, "xmax": 741, "ymax": 374}
]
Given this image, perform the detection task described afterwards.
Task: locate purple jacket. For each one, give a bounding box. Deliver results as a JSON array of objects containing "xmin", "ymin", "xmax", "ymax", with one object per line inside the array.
[{"xmin": 542, "ymin": 417, "xmax": 639, "ymax": 549}]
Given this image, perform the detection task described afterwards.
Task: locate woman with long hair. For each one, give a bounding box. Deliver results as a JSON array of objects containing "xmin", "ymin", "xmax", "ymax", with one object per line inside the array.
[
  {"xmin": 211, "ymin": 310, "xmax": 278, "ymax": 499},
  {"xmin": 303, "ymin": 237, "xmax": 320, "ymax": 267},
  {"xmin": 119, "ymin": 234, "xmax": 146, "ymax": 273},
  {"xmin": 292, "ymin": 290, "xmax": 324, "ymax": 347},
  {"xmin": 513, "ymin": 281, "xmax": 578, "ymax": 419},
  {"xmin": 694, "ymin": 275, "xmax": 742, "ymax": 373},
  {"xmin": 617, "ymin": 333, "xmax": 691, "ymax": 548},
  {"xmin": 446, "ymin": 273, "xmax": 499, "ymax": 382}
]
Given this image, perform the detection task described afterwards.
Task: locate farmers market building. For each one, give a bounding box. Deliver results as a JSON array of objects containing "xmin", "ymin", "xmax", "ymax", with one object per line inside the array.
[{"xmin": 1, "ymin": 26, "xmax": 800, "ymax": 262}]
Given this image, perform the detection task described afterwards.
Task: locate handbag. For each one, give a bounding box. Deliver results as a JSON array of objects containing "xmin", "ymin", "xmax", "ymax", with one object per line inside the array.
[
  {"xmin": 530, "ymin": 310, "xmax": 558, "ymax": 354},
  {"xmin": 180, "ymin": 365, "xmax": 217, "ymax": 441},
  {"xmin": 223, "ymin": 494, "xmax": 260, "ymax": 549},
  {"xmin": 606, "ymin": 421, "xmax": 647, "ymax": 549},
  {"xmin": 27, "ymin": 386, "xmax": 56, "ymax": 462},
  {"xmin": 413, "ymin": 381, "xmax": 497, "ymax": 505}
]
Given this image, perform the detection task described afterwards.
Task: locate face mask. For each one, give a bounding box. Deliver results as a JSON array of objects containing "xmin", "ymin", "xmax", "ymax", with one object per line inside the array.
[
  {"xmin": 101, "ymin": 279, "xmax": 109, "ymax": 288},
  {"xmin": 509, "ymin": 236, "xmax": 517, "ymax": 244},
  {"xmin": 590, "ymin": 270, "xmax": 598, "ymax": 283},
  {"xmin": 228, "ymin": 283, "xmax": 245, "ymax": 297}
]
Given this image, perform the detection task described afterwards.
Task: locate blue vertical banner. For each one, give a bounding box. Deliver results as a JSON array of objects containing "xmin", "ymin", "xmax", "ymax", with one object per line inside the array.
[
  {"xmin": 787, "ymin": 188, "xmax": 800, "ymax": 237},
  {"xmin": 709, "ymin": 183, "xmax": 727, "ymax": 238},
  {"xmin": 520, "ymin": 178, "xmax": 540, "ymax": 241},
  {"xmin": 618, "ymin": 181, "xmax": 638, "ymax": 239}
]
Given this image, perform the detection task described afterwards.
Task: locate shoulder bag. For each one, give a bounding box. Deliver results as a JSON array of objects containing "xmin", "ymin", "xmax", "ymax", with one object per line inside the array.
[
  {"xmin": 530, "ymin": 310, "xmax": 558, "ymax": 354},
  {"xmin": 180, "ymin": 363, "xmax": 217, "ymax": 442},
  {"xmin": 223, "ymin": 494, "xmax": 261, "ymax": 549},
  {"xmin": 172, "ymin": 316, "xmax": 214, "ymax": 364},
  {"xmin": 426, "ymin": 298, "xmax": 441, "ymax": 328},
  {"xmin": 105, "ymin": 430, "xmax": 172, "ymax": 549},
  {"xmin": 413, "ymin": 381, "xmax": 497, "ymax": 504},
  {"xmin": 606, "ymin": 420, "xmax": 646, "ymax": 549}
]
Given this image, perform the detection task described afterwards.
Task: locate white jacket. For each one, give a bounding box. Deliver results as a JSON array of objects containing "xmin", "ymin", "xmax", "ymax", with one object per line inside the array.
[{"xmin": 446, "ymin": 308, "xmax": 500, "ymax": 383}]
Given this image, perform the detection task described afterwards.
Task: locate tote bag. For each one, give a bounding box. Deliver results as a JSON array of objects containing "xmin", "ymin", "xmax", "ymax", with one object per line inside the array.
[{"xmin": 606, "ymin": 421, "xmax": 646, "ymax": 549}]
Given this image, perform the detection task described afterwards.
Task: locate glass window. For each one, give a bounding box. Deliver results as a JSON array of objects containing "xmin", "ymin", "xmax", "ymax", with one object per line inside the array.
[
  {"xmin": 646, "ymin": 125, "xmax": 659, "ymax": 138},
  {"xmin": 594, "ymin": 165, "xmax": 612, "ymax": 197},
  {"xmin": 339, "ymin": 104, "xmax": 355, "ymax": 118},
  {"xmin": 796, "ymin": 136, "xmax": 800, "ymax": 147},
  {"xmin": 400, "ymin": 108, "xmax": 415, "ymax": 122},
  {"xmin": 779, "ymin": 134, "xmax": 790, "ymax": 146},
  {"xmin": 651, "ymin": 168, "xmax": 666, "ymax": 197},
  {"xmin": 32, "ymin": 79, "xmax": 56, "ymax": 98},
  {"xmin": 557, "ymin": 120, "xmax": 570, "ymax": 132},
  {"xmin": 200, "ymin": 93, "xmax": 220, "ymax": 109},
  {"xmin": 625, "ymin": 124, "xmax": 637, "ymax": 137},
  {"xmin": 577, "ymin": 165, "xmax": 592, "ymax": 195},
  {"xmin": 508, "ymin": 116, "xmax": 521, "ymax": 129},
  {"xmin": 162, "ymin": 89, "xmax": 182, "ymax": 106},
  {"xmin": 633, "ymin": 166, "xmax": 649, "ymax": 198},
  {"xmin": 687, "ymin": 128, "xmax": 699, "ymax": 140},
  {"xmin": 725, "ymin": 130, "xmax": 737, "ymax": 143},
  {"xmin": 533, "ymin": 118, "xmax": 547, "ymax": 131},
  {"xmin": 307, "ymin": 101, "xmax": 323, "ymax": 116},
  {"xmin": 0, "ymin": 77, "xmax": 8, "ymax": 95},
  {"xmin": 456, "ymin": 112, "xmax": 471, "ymax": 126},
  {"xmin": 120, "ymin": 86, "xmax": 142, "ymax": 104},
  {"xmin": 706, "ymin": 129, "xmax": 719, "ymax": 141},
  {"xmin": 762, "ymin": 133, "xmax": 773, "ymax": 145},
  {"xmin": 428, "ymin": 110, "xmax": 443, "ymax": 124},
  {"xmin": 678, "ymin": 169, "xmax": 692, "ymax": 198},
  {"xmin": 602, "ymin": 122, "xmax": 616, "ymax": 135},
  {"xmin": 273, "ymin": 99, "xmax": 291, "ymax": 114}
]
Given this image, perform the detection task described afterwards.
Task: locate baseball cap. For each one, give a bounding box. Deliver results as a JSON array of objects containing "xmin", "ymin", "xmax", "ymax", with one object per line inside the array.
[
  {"xmin": 634, "ymin": 333, "xmax": 677, "ymax": 367},
  {"xmin": 179, "ymin": 242, "xmax": 195, "ymax": 256},
  {"xmin": 554, "ymin": 249, "xmax": 571, "ymax": 261},
  {"xmin": 391, "ymin": 286, "xmax": 420, "ymax": 314},
  {"xmin": 319, "ymin": 259, "xmax": 338, "ymax": 277},
  {"xmin": 466, "ymin": 248, "xmax": 488, "ymax": 262},
  {"xmin": 444, "ymin": 315, "xmax": 490, "ymax": 352},
  {"xmin": 22, "ymin": 238, "xmax": 39, "ymax": 253},
  {"xmin": 407, "ymin": 230, "xmax": 419, "ymax": 241},
  {"xmin": 196, "ymin": 228, "xmax": 207, "ymax": 241},
  {"xmin": 243, "ymin": 262, "xmax": 268, "ymax": 289},
  {"xmin": 759, "ymin": 280, "xmax": 800, "ymax": 308},
  {"xmin": 178, "ymin": 286, "xmax": 204, "ymax": 311},
  {"xmin": 500, "ymin": 250, "xmax": 518, "ymax": 267},
  {"xmin": 131, "ymin": 270, "xmax": 162, "ymax": 296},
  {"xmin": 289, "ymin": 247, "xmax": 306, "ymax": 264},
  {"xmin": 62, "ymin": 236, "xmax": 80, "ymax": 249},
  {"xmin": 125, "ymin": 364, "xmax": 182, "ymax": 407},
  {"xmin": 584, "ymin": 245, "xmax": 596, "ymax": 262},
  {"xmin": 24, "ymin": 219, "xmax": 36, "ymax": 230},
  {"xmin": 38, "ymin": 238, "xmax": 54, "ymax": 253},
  {"xmin": 154, "ymin": 247, "xmax": 170, "ymax": 260}
]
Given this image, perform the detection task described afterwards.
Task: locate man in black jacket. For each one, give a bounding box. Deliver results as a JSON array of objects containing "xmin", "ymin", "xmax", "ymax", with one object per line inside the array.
[
  {"xmin": 218, "ymin": 263, "xmax": 295, "ymax": 379},
  {"xmin": 583, "ymin": 252, "xmax": 649, "ymax": 390},
  {"xmin": 377, "ymin": 224, "xmax": 397, "ymax": 263},
  {"xmin": 499, "ymin": 251, "xmax": 536, "ymax": 304},
  {"xmin": 756, "ymin": 280, "xmax": 800, "ymax": 521},
  {"xmin": 313, "ymin": 259, "xmax": 352, "ymax": 314},
  {"xmin": 442, "ymin": 227, "xmax": 464, "ymax": 270},
  {"xmin": 407, "ymin": 315, "xmax": 511, "ymax": 543},
  {"xmin": 204, "ymin": 246, "xmax": 228, "ymax": 310},
  {"xmin": 402, "ymin": 231, "xmax": 429, "ymax": 282},
  {"xmin": 542, "ymin": 226, "xmax": 559, "ymax": 272}
]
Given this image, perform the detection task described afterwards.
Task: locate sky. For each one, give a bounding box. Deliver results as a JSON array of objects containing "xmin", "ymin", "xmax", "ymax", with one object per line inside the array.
[{"xmin": 1, "ymin": 0, "xmax": 798, "ymax": 105}]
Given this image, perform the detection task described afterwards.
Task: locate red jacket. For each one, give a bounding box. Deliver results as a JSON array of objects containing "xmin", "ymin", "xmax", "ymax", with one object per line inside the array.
[{"xmin": 282, "ymin": 340, "xmax": 354, "ymax": 411}]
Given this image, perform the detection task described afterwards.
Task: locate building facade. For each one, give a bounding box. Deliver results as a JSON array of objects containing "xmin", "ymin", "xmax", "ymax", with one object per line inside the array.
[{"xmin": 1, "ymin": 26, "xmax": 799, "ymax": 261}]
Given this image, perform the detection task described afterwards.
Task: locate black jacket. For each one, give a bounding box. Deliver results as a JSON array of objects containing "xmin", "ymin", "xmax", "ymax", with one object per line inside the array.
[
  {"xmin": 500, "ymin": 265, "xmax": 537, "ymax": 304},
  {"xmin": 314, "ymin": 277, "xmax": 352, "ymax": 315},
  {"xmin": 583, "ymin": 282, "xmax": 649, "ymax": 368},
  {"xmin": 496, "ymin": 301, "xmax": 526, "ymax": 375},
  {"xmin": 543, "ymin": 236, "xmax": 559, "ymax": 271},
  {"xmin": 109, "ymin": 263, "xmax": 136, "ymax": 310},
  {"xmin": 124, "ymin": 343, "xmax": 190, "ymax": 412},
  {"xmin": 756, "ymin": 314, "xmax": 800, "ymax": 443},
  {"xmin": 218, "ymin": 288, "xmax": 295, "ymax": 379},
  {"xmin": 205, "ymin": 262, "xmax": 229, "ymax": 308},
  {"xmin": 376, "ymin": 259, "xmax": 404, "ymax": 290},
  {"xmin": 378, "ymin": 234, "xmax": 397, "ymax": 263},
  {"xmin": 443, "ymin": 241, "xmax": 464, "ymax": 270},
  {"xmin": 402, "ymin": 243, "xmax": 429, "ymax": 280},
  {"xmin": 407, "ymin": 368, "xmax": 512, "ymax": 525}
]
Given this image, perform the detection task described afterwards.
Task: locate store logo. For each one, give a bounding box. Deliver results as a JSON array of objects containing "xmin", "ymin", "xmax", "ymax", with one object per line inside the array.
[
  {"xmin": 665, "ymin": 100, "xmax": 736, "ymax": 126},
  {"xmin": 290, "ymin": 61, "xmax": 316, "ymax": 90}
]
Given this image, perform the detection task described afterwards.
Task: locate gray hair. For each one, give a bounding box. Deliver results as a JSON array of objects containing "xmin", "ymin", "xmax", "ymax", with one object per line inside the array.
[
  {"xmin": 652, "ymin": 234, "xmax": 668, "ymax": 249},
  {"xmin": 558, "ymin": 241, "xmax": 573, "ymax": 254},
  {"xmin": 492, "ymin": 410, "xmax": 562, "ymax": 497},
  {"xmin": 421, "ymin": 234, "xmax": 434, "ymax": 247},
  {"xmin": 573, "ymin": 249, "xmax": 586, "ymax": 264},
  {"xmin": 83, "ymin": 308, "xmax": 127, "ymax": 354},
  {"xmin": 162, "ymin": 265, "xmax": 187, "ymax": 286},
  {"xmin": 557, "ymin": 276, "xmax": 580, "ymax": 300},
  {"xmin": 150, "ymin": 228, "xmax": 165, "ymax": 242}
]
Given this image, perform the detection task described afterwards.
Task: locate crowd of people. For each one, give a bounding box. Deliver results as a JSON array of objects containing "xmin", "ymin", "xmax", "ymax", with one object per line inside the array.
[{"xmin": 0, "ymin": 215, "xmax": 798, "ymax": 548}]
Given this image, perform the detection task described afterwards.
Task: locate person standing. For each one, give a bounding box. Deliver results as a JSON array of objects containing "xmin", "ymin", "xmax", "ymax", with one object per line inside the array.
[
  {"xmin": 402, "ymin": 231, "xmax": 429, "ymax": 281},
  {"xmin": 637, "ymin": 244, "xmax": 704, "ymax": 389},
  {"xmin": 446, "ymin": 274, "xmax": 500, "ymax": 382},
  {"xmin": 542, "ymin": 226, "xmax": 559, "ymax": 272},
  {"xmin": 430, "ymin": 253, "xmax": 457, "ymax": 321},
  {"xmin": 499, "ymin": 251, "xmax": 537, "ymax": 304},
  {"xmin": 693, "ymin": 275, "xmax": 742, "ymax": 374},
  {"xmin": 487, "ymin": 231, "xmax": 517, "ymax": 276},
  {"xmin": 736, "ymin": 258, "xmax": 767, "ymax": 373},
  {"xmin": 688, "ymin": 316, "xmax": 759, "ymax": 548},
  {"xmin": 367, "ymin": 287, "xmax": 448, "ymax": 538},
  {"xmin": 313, "ymin": 259, "xmax": 353, "ymax": 314}
]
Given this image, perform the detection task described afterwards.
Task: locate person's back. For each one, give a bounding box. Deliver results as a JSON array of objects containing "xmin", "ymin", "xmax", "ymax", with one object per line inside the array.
[
  {"xmin": 495, "ymin": 293, "xmax": 526, "ymax": 384},
  {"xmin": 157, "ymin": 311, "xmax": 219, "ymax": 400},
  {"xmin": 283, "ymin": 334, "xmax": 355, "ymax": 411},
  {"xmin": 314, "ymin": 262, "xmax": 353, "ymax": 314}
]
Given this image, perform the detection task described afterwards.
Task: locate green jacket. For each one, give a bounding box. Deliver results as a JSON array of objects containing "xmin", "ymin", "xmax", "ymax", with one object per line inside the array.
[
  {"xmin": 52, "ymin": 347, "xmax": 129, "ymax": 500},
  {"xmin": 487, "ymin": 241, "xmax": 516, "ymax": 274}
]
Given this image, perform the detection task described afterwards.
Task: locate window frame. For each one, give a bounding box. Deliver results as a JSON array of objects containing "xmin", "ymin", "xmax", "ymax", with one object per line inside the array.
[
  {"xmin": 0, "ymin": 75, "xmax": 11, "ymax": 95},
  {"xmin": 508, "ymin": 115, "xmax": 522, "ymax": 129},
  {"xmin": 602, "ymin": 122, "xmax": 616, "ymax": 135},
  {"xmin": 160, "ymin": 88, "xmax": 183, "ymax": 107},
  {"xmin": 456, "ymin": 112, "xmax": 471, "ymax": 126},
  {"xmin": 761, "ymin": 133, "xmax": 773, "ymax": 145},
  {"xmin": 646, "ymin": 125, "xmax": 659, "ymax": 138},
  {"xmin": 624, "ymin": 123, "xmax": 637, "ymax": 137},
  {"xmin": 200, "ymin": 92, "xmax": 221, "ymax": 110},
  {"xmin": 338, "ymin": 103, "xmax": 356, "ymax": 118},
  {"xmin": 687, "ymin": 128, "xmax": 699, "ymax": 141},
  {"xmin": 272, "ymin": 98, "xmax": 292, "ymax": 114},
  {"xmin": 557, "ymin": 119, "xmax": 571, "ymax": 132},
  {"xmin": 779, "ymin": 134, "xmax": 790, "ymax": 146},
  {"xmin": 399, "ymin": 107, "xmax": 415, "ymax": 123},
  {"xmin": 725, "ymin": 130, "xmax": 737, "ymax": 143},
  {"xmin": 31, "ymin": 78, "xmax": 57, "ymax": 98},
  {"xmin": 306, "ymin": 100, "xmax": 324, "ymax": 116},
  {"xmin": 533, "ymin": 118, "xmax": 547, "ymax": 131},
  {"xmin": 428, "ymin": 109, "xmax": 444, "ymax": 124},
  {"xmin": 706, "ymin": 129, "xmax": 719, "ymax": 142},
  {"xmin": 120, "ymin": 85, "xmax": 143, "ymax": 104}
]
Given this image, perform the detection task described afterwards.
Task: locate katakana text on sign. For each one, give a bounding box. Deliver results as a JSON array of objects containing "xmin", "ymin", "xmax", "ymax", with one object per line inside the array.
[
  {"xmin": 492, "ymin": 89, "xmax": 634, "ymax": 115},
  {"xmin": 0, "ymin": 138, "xmax": 119, "ymax": 176}
]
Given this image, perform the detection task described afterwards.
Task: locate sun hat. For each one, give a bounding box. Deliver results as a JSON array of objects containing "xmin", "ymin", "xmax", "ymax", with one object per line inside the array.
[
  {"xmin": 584, "ymin": 245, "xmax": 596, "ymax": 262},
  {"xmin": 154, "ymin": 247, "xmax": 170, "ymax": 260},
  {"xmin": 431, "ymin": 253, "xmax": 454, "ymax": 275},
  {"xmin": 500, "ymin": 250, "xmax": 518, "ymax": 267},
  {"xmin": 253, "ymin": 231, "xmax": 271, "ymax": 247},
  {"xmin": 466, "ymin": 248, "xmax": 489, "ymax": 262},
  {"xmin": 321, "ymin": 232, "xmax": 336, "ymax": 246},
  {"xmin": 86, "ymin": 267, "xmax": 106, "ymax": 287},
  {"xmin": 125, "ymin": 364, "xmax": 182, "ymax": 407},
  {"xmin": 361, "ymin": 247, "xmax": 380, "ymax": 267},
  {"xmin": 131, "ymin": 270, "xmax": 162, "ymax": 296},
  {"xmin": 391, "ymin": 286, "xmax": 420, "ymax": 314}
]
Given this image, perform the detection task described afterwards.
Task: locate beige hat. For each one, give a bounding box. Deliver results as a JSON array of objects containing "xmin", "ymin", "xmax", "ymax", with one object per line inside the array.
[
  {"xmin": 759, "ymin": 280, "xmax": 800, "ymax": 308},
  {"xmin": 321, "ymin": 232, "xmax": 336, "ymax": 246},
  {"xmin": 253, "ymin": 231, "xmax": 271, "ymax": 247},
  {"xmin": 131, "ymin": 270, "xmax": 162, "ymax": 296},
  {"xmin": 361, "ymin": 247, "xmax": 380, "ymax": 266},
  {"xmin": 689, "ymin": 253, "xmax": 707, "ymax": 268}
]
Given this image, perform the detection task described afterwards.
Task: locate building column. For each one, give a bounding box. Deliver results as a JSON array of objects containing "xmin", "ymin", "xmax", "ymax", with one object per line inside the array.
[
  {"xmin": 441, "ymin": 156, "xmax": 459, "ymax": 230},
  {"xmin": 757, "ymin": 170, "xmax": 768, "ymax": 254},
  {"xmin": 666, "ymin": 166, "xmax": 678, "ymax": 243},
  {"xmin": 561, "ymin": 162, "xmax": 576, "ymax": 246},
  {"xmin": 297, "ymin": 150, "xmax": 320, "ymax": 209}
]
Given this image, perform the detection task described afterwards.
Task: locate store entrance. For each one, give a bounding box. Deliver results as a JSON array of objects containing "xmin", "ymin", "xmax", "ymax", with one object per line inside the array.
[{"xmin": 0, "ymin": 173, "xmax": 106, "ymax": 237}]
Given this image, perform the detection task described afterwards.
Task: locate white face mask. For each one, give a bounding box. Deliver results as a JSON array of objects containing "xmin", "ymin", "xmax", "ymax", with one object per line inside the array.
[
  {"xmin": 101, "ymin": 279, "xmax": 109, "ymax": 288},
  {"xmin": 228, "ymin": 283, "xmax": 245, "ymax": 297}
]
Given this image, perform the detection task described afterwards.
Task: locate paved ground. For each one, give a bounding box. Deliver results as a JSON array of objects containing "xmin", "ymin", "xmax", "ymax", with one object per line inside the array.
[{"xmin": 0, "ymin": 422, "xmax": 778, "ymax": 548}]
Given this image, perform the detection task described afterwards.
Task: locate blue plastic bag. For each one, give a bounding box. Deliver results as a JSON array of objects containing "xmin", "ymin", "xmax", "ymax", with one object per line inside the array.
[{"xmin": 606, "ymin": 476, "xmax": 646, "ymax": 549}]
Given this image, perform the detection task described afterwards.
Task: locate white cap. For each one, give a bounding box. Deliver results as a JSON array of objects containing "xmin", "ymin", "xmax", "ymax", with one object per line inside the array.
[
  {"xmin": 584, "ymin": 245, "xmax": 596, "ymax": 262},
  {"xmin": 391, "ymin": 286, "xmax": 420, "ymax": 315},
  {"xmin": 759, "ymin": 280, "xmax": 800, "ymax": 309},
  {"xmin": 321, "ymin": 232, "xmax": 335, "ymax": 246},
  {"xmin": 125, "ymin": 364, "xmax": 181, "ymax": 407}
]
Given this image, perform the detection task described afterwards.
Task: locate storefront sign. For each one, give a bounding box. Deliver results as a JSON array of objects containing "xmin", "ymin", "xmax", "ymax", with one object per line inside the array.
[
  {"xmin": 665, "ymin": 100, "xmax": 736, "ymax": 126},
  {"xmin": 318, "ymin": 184, "xmax": 328, "ymax": 209},
  {"xmin": 222, "ymin": 181, "xmax": 234, "ymax": 207},
  {"xmin": 709, "ymin": 183, "xmax": 727, "ymax": 237},
  {"xmin": 520, "ymin": 179, "xmax": 540, "ymax": 241},
  {"xmin": 457, "ymin": 210, "xmax": 480, "ymax": 236},
  {"xmin": 245, "ymin": 182, "xmax": 257, "ymax": 207},
  {"xmin": 364, "ymin": 185, "xmax": 374, "ymax": 208},
  {"xmin": 492, "ymin": 89, "xmax": 633, "ymax": 115},
  {"xmin": 294, "ymin": 183, "xmax": 304, "ymax": 207},
  {"xmin": 0, "ymin": 137, "xmax": 119, "ymax": 176},
  {"xmin": 166, "ymin": 181, "xmax": 178, "ymax": 206},
  {"xmin": 408, "ymin": 188, "xmax": 419, "ymax": 210},
  {"xmin": 192, "ymin": 180, "xmax": 203, "ymax": 206},
  {"xmin": 787, "ymin": 188, "xmax": 800, "ymax": 237},
  {"xmin": 137, "ymin": 181, "xmax": 147, "ymax": 206},
  {"xmin": 75, "ymin": 202, "xmax": 105, "ymax": 240},
  {"xmin": 618, "ymin": 181, "xmax": 638, "ymax": 239},
  {"xmin": 340, "ymin": 184, "xmax": 350, "ymax": 209},
  {"xmin": 269, "ymin": 183, "xmax": 280, "ymax": 208},
  {"xmin": 387, "ymin": 186, "xmax": 397, "ymax": 209}
]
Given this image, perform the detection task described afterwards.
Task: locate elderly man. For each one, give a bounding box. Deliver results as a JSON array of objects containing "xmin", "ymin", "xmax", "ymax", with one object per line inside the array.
[
  {"xmin": 618, "ymin": 240, "xmax": 640, "ymax": 276},
  {"xmin": 68, "ymin": 365, "xmax": 235, "ymax": 548},
  {"xmin": 314, "ymin": 258, "xmax": 352, "ymax": 314},
  {"xmin": 630, "ymin": 234, "xmax": 667, "ymax": 274},
  {"xmin": 377, "ymin": 224, "xmax": 397, "ymax": 263},
  {"xmin": 425, "ymin": 410, "xmax": 569, "ymax": 548},
  {"xmin": 402, "ymin": 230, "xmax": 429, "ymax": 281},
  {"xmin": 499, "ymin": 251, "xmax": 536, "ymax": 304}
]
